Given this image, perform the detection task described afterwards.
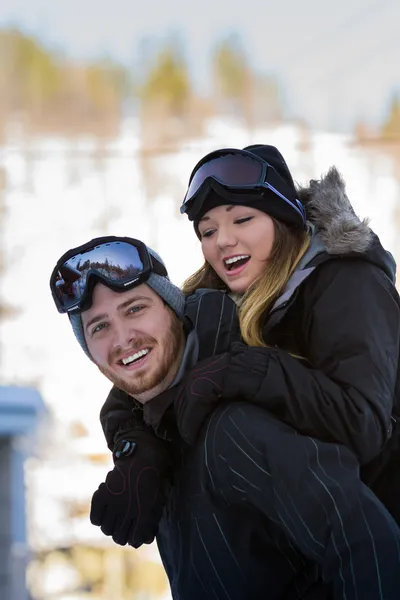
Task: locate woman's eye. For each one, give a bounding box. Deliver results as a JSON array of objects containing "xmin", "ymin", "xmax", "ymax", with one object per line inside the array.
[
  {"xmin": 235, "ymin": 216, "xmax": 253, "ymax": 225},
  {"xmin": 201, "ymin": 229, "xmax": 216, "ymax": 239}
]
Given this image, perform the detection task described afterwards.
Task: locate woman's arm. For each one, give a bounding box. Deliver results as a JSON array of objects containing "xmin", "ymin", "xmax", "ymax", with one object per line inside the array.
[{"xmin": 223, "ymin": 260, "xmax": 400, "ymax": 464}]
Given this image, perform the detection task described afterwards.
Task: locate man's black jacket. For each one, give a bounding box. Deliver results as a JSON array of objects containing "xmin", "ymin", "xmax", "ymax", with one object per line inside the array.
[
  {"xmin": 99, "ymin": 168, "xmax": 400, "ymax": 595},
  {"xmin": 100, "ymin": 256, "xmax": 400, "ymax": 599},
  {"xmin": 102, "ymin": 251, "xmax": 400, "ymax": 513}
]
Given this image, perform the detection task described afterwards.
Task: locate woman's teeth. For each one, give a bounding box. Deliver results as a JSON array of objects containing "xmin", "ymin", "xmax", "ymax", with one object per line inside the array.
[
  {"xmin": 122, "ymin": 348, "xmax": 149, "ymax": 365},
  {"xmin": 224, "ymin": 255, "xmax": 250, "ymax": 270}
]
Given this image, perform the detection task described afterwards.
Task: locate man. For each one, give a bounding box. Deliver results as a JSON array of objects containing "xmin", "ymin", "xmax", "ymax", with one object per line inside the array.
[{"xmin": 50, "ymin": 235, "xmax": 400, "ymax": 600}]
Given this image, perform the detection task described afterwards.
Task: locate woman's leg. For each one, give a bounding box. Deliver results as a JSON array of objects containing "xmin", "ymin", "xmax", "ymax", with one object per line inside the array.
[{"xmin": 205, "ymin": 402, "xmax": 400, "ymax": 600}]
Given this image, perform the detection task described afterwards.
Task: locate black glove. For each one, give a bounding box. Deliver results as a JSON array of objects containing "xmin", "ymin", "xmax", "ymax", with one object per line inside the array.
[
  {"xmin": 90, "ymin": 427, "xmax": 173, "ymax": 547},
  {"xmin": 222, "ymin": 341, "xmax": 269, "ymax": 401},
  {"xmin": 156, "ymin": 353, "xmax": 230, "ymax": 446},
  {"xmin": 100, "ymin": 385, "xmax": 144, "ymax": 451},
  {"xmin": 170, "ymin": 344, "xmax": 270, "ymax": 445}
]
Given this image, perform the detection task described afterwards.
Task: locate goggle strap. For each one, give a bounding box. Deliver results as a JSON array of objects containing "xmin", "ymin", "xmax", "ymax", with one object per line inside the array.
[{"xmin": 150, "ymin": 255, "xmax": 168, "ymax": 278}]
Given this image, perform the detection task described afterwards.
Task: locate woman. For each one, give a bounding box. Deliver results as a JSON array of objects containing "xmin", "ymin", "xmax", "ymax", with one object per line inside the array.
[
  {"xmin": 178, "ymin": 144, "xmax": 400, "ymax": 463},
  {"xmin": 98, "ymin": 145, "xmax": 400, "ymax": 599}
]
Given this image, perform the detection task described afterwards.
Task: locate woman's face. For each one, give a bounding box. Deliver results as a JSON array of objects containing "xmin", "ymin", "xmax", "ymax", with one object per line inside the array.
[{"xmin": 198, "ymin": 204, "xmax": 275, "ymax": 294}]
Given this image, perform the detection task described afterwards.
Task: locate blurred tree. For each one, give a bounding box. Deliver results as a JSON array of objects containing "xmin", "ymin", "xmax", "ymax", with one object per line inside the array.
[
  {"xmin": 45, "ymin": 58, "xmax": 132, "ymax": 137},
  {"xmin": 253, "ymin": 74, "xmax": 284, "ymax": 125},
  {"xmin": 213, "ymin": 34, "xmax": 250, "ymax": 110},
  {"xmin": 213, "ymin": 34, "xmax": 248, "ymax": 98},
  {"xmin": 0, "ymin": 28, "xmax": 61, "ymax": 120},
  {"xmin": 137, "ymin": 38, "xmax": 194, "ymax": 245},
  {"xmin": 141, "ymin": 43, "xmax": 191, "ymax": 118},
  {"xmin": 381, "ymin": 93, "xmax": 400, "ymax": 139},
  {"xmin": 212, "ymin": 34, "xmax": 284, "ymax": 130},
  {"xmin": 138, "ymin": 39, "xmax": 193, "ymax": 152},
  {"xmin": 212, "ymin": 33, "xmax": 254, "ymax": 129},
  {"xmin": 0, "ymin": 28, "xmax": 132, "ymax": 137},
  {"xmin": 354, "ymin": 119, "xmax": 371, "ymax": 141}
]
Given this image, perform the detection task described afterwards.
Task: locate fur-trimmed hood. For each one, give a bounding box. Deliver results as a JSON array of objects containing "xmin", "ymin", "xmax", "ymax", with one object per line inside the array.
[
  {"xmin": 297, "ymin": 166, "xmax": 396, "ymax": 282},
  {"xmin": 266, "ymin": 166, "xmax": 397, "ymax": 330},
  {"xmin": 298, "ymin": 166, "xmax": 373, "ymax": 254}
]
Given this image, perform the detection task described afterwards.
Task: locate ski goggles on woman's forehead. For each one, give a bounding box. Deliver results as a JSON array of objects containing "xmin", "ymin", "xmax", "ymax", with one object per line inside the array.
[
  {"xmin": 50, "ymin": 236, "xmax": 167, "ymax": 314},
  {"xmin": 180, "ymin": 148, "xmax": 306, "ymax": 225}
]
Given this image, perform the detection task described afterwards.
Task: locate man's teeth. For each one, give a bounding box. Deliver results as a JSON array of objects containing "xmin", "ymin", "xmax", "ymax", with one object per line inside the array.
[
  {"xmin": 122, "ymin": 349, "xmax": 149, "ymax": 365},
  {"xmin": 224, "ymin": 255, "xmax": 250, "ymax": 266}
]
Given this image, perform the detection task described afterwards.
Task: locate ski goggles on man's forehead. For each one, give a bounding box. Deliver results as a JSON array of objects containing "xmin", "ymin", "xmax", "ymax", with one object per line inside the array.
[
  {"xmin": 50, "ymin": 236, "xmax": 167, "ymax": 315},
  {"xmin": 180, "ymin": 148, "xmax": 306, "ymax": 225}
]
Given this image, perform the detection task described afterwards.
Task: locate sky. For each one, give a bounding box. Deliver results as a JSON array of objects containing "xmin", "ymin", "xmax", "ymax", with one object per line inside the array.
[{"xmin": 1, "ymin": 0, "xmax": 400, "ymax": 130}]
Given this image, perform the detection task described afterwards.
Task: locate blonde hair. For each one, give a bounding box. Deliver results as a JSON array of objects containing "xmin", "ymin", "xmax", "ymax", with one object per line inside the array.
[
  {"xmin": 182, "ymin": 219, "xmax": 311, "ymax": 347},
  {"xmin": 182, "ymin": 261, "xmax": 227, "ymax": 295}
]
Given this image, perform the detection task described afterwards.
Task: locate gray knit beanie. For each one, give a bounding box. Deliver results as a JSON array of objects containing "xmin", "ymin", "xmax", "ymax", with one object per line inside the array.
[{"xmin": 69, "ymin": 247, "xmax": 185, "ymax": 359}]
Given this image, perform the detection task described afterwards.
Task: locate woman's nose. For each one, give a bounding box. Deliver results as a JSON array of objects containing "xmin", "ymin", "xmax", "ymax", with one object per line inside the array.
[{"xmin": 217, "ymin": 227, "xmax": 237, "ymax": 249}]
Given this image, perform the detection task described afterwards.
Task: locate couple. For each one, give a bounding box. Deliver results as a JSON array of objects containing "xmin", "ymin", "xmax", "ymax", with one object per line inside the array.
[{"xmin": 50, "ymin": 145, "xmax": 400, "ymax": 599}]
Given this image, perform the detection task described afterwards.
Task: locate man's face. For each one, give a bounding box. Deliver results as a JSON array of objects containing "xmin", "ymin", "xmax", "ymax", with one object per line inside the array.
[{"xmin": 82, "ymin": 283, "xmax": 185, "ymax": 403}]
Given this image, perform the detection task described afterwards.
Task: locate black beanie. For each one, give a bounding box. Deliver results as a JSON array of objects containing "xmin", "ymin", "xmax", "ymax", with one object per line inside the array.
[
  {"xmin": 244, "ymin": 144, "xmax": 296, "ymax": 189},
  {"xmin": 193, "ymin": 144, "xmax": 306, "ymax": 236}
]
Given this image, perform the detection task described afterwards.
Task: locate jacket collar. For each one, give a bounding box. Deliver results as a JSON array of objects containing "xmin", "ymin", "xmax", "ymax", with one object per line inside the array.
[{"xmin": 142, "ymin": 328, "xmax": 199, "ymax": 438}]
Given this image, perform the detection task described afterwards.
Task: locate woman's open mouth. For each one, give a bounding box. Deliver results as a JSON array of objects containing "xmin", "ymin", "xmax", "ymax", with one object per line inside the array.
[{"xmin": 223, "ymin": 255, "xmax": 250, "ymax": 276}]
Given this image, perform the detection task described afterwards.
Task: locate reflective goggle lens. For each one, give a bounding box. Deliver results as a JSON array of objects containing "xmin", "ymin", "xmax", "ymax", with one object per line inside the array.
[
  {"xmin": 185, "ymin": 153, "xmax": 264, "ymax": 202},
  {"xmin": 54, "ymin": 241, "xmax": 144, "ymax": 311}
]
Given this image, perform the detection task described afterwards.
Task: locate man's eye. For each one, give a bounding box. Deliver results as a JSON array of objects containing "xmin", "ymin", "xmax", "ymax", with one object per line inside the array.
[
  {"xmin": 235, "ymin": 216, "xmax": 253, "ymax": 225},
  {"xmin": 201, "ymin": 229, "xmax": 216, "ymax": 239},
  {"xmin": 128, "ymin": 305, "xmax": 145, "ymax": 314},
  {"xmin": 92, "ymin": 323, "xmax": 107, "ymax": 335}
]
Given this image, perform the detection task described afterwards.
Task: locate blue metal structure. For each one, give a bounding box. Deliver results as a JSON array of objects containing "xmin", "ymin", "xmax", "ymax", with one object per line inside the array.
[{"xmin": 0, "ymin": 386, "xmax": 46, "ymax": 600}]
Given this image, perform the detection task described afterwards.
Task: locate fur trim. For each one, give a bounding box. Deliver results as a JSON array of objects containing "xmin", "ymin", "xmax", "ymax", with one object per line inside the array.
[{"xmin": 298, "ymin": 167, "xmax": 373, "ymax": 254}]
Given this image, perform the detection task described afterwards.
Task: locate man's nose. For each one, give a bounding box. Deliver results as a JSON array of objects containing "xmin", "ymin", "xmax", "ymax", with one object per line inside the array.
[{"xmin": 111, "ymin": 321, "xmax": 136, "ymax": 350}]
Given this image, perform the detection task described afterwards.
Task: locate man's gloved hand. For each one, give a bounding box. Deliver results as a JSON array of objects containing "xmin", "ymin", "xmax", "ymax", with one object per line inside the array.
[
  {"xmin": 100, "ymin": 385, "xmax": 143, "ymax": 451},
  {"xmin": 90, "ymin": 427, "xmax": 173, "ymax": 548}
]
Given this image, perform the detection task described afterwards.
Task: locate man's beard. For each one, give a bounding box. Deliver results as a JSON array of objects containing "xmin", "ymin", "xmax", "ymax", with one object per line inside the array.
[{"xmin": 99, "ymin": 315, "xmax": 183, "ymax": 399}]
